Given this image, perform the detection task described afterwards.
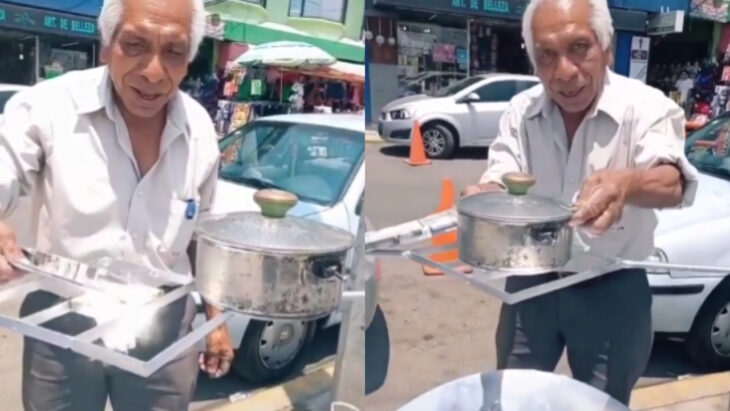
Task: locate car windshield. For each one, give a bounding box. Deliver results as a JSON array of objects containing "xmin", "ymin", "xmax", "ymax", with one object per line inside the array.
[
  {"xmin": 218, "ymin": 120, "xmax": 364, "ymax": 206},
  {"xmin": 686, "ymin": 115, "xmax": 730, "ymax": 179},
  {"xmin": 430, "ymin": 76, "xmax": 483, "ymax": 97}
]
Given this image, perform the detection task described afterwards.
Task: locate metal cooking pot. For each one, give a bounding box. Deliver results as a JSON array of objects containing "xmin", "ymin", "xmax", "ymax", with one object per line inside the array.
[
  {"xmin": 456, "ymin": 172, "xmax": 574, "ymax": 274},
  {"xmin": 194, "ymin": 189, "xmax": 356, "ymax": 320}
]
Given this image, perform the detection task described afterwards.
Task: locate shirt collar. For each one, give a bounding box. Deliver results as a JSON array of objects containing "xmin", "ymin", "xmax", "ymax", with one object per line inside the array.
[
  {"xmin": 525, "ymin": 69, "xmax": 624, "ymax": 124},
  {"xmin": 72, "ymin": 66, "xmax": 189, "ymax": 138}
]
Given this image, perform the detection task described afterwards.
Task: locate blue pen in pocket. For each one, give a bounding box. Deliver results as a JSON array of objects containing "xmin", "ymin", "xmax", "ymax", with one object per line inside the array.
[{"xmin": 185, "ymin": 198, "xmax": 197, "ymax": 220}]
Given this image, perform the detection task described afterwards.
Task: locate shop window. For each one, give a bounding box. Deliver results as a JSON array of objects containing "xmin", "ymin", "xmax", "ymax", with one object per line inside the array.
[
  {"xmin": 289, "ymin": 0, "xmax": 347, "ymax": 23},
  {"xmin": 474, "ymin": 81, "xmax": 518, "ymax": 103}
]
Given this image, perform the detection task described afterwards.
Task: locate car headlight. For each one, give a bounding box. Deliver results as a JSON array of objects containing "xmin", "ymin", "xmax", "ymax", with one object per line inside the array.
[
  {"xmin": 390, "ymin": 108, "xmax": 411, "ymax": 120},
  {"xmin": 646, "ymin": 248, "xmax": 669, "ymax": 274}
]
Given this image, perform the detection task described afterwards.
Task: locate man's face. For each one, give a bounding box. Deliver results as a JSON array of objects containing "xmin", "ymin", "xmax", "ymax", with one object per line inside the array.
[
  {"xmin": 102, "ymin": 0, "xmax": 192, "ymax": 118},
  {"xmin": 531, "ymin": 0, "xmax": 611, "ymax": 114}
]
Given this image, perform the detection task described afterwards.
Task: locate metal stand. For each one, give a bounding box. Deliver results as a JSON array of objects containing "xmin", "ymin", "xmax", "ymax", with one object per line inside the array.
[
  {"xmin": 370, "ymin": 242, "xmax": 624, "ymax": 305},
  {"xmin": 0, "ymin": 256, "xmax": 233, "ymax": 378},
  {"xmin": 331, "ymin": 219, "xmax": 367, "ymax": 410}
]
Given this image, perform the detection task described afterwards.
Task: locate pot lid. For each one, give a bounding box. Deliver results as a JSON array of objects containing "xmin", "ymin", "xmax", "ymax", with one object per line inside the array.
[
  {"xmin": 457, "ymin": 173, "xmax": 573, "ymax": 223},
  {"xmin": 195, "ymin": 189, "xmax": 355, "ymax": 254}
]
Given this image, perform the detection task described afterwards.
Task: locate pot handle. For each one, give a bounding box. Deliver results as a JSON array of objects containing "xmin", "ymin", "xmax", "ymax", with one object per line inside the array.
[
  {"xmin": 502, "ymin": 172, "xmax": 536, "ymax": 196},
  {"xmin": 312, "ymin": 256, "xmax": 343, "ymax": 280},
  {"xmin": 254, "ymin": 189, "xmax": 298, "ymax": 218}
]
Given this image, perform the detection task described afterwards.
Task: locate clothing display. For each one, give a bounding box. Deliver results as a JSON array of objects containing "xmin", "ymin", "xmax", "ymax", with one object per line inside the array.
[{"xmin": 182, "ymin": 53, "xmax": 365, "ymax": 136}]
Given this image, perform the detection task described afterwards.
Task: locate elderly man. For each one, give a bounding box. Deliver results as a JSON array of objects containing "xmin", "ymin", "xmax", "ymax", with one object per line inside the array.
[
  {"xmin": 0, "ymin": 0, "xmax": 233, "ymax": 409},
  {"xmin": 462, "ymin": 0, "xmax": 698, "ymax": 405}
]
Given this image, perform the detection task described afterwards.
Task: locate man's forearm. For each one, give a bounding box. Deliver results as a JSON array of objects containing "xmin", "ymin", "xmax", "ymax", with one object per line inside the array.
[{"xmin": 625, "ymin": 164, "xmax": 683, "ymax": 208}]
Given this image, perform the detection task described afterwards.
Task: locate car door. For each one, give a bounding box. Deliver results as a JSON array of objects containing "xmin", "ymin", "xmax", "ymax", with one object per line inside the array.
[{"xmin": 468, "ymin": 79, "xmax": 519, "ymax": 145}]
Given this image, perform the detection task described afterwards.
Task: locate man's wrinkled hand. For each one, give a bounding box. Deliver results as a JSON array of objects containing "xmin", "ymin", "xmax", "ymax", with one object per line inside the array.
[
  {"xmin": 199, "ymin": 324, "xmax": 234, "ymax": 379},
  {"xmin": 570, "ymin": 170, "xmax": 636, "ymax": 236},
  {"xmin": 0, "ymin": 221, "xmax": 23, "ymax": 284}
]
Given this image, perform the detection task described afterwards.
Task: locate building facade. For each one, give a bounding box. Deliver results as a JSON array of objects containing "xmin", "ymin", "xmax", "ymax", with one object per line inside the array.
[
  {"xmin": 0, "ymin": 0, "xmax": 101, "ymax": 85},
  {"xmin": 204, "ymin": 0, "xmax": 365, "ymax": 65}
]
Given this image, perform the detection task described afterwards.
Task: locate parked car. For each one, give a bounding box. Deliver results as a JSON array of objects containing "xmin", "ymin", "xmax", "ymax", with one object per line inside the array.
[
  {"xmin": 649, "ymin": 111, "xmax": 730, "ymax": 369},
  {"xmin": 0, "ymin": 84, "xmax": 29, "ymax": 125},
  {"xmin": 192, "ymin": 113, "xmax": 380, "ymax": 384},
  {"xmin": 379, "ymin": 73, "xmax": 539, "ymax": 159},
  {"xmin": 398, "ymin": 71, "xmax": 466, "ymax": 97}
]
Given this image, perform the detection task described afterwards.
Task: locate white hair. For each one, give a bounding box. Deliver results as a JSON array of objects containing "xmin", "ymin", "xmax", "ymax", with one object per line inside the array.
[
  {"xmin": 98, "ymin": 0, "xmax": 207, "ymax": 63},
  {"xmin": 522, "ymin": 0, "xmax": 614, "ymax": 67}
]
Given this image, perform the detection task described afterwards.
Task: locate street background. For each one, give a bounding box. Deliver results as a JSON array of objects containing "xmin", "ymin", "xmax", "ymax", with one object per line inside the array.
[{"xmin": 364, "ymin": 144, "xmax": 706, "ymax": 410}]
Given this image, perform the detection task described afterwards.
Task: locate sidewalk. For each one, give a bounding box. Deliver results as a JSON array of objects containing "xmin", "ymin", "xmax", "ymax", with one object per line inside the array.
[
  {"xmin": 631, "ymin": 371, "xmax": 730, "ymax": 410},
  {"xmin": 365, "ymin": 129, "xmax": 384, "ymax": 144}
]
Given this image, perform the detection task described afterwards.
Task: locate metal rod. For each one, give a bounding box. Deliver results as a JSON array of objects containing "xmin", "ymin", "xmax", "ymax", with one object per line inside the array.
[
  {"xmin": 620, "ymin": 259, "xmax": 730, "ymax": 276},
  {"xmin": 21, "ymin": 300, "xmax": 74, "ymax": 325},
  {"xmin": 73, "ymin": 339, "xmax": 148, "ymax": 377},
  {"xmin": 408, "ymin": 251, "xmax": 513, "ymax": 302},
  {"xmin": 142, "ymin": 311, "xmax": 234, "ymax": 377},
  {"xmin": 0, "ymin": 314, "xmax": 75, "ymax": 349},
  {"xmin": 0, "ymin": 277, "xmax": 43, "ymax": 303},
  {"xmin": 75, "ymin": 283, "xmax": 195, "ymax": 343}
]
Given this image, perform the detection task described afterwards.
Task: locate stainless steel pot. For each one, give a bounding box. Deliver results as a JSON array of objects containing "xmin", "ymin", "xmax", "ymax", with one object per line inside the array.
[
  {"xmin": 456, "ymin": 172, "xmax": 574, "ymax": 274},
  {"xmin": 194, "ymin": 189, "xmax": 356, "ymax": 320}
]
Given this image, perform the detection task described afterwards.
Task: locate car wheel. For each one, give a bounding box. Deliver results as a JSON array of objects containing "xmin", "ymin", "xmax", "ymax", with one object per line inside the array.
[
  {"xmin": 686, "ymin": 280, "xmax": 730, "ymax": 370},
  {"xmin": 422, "ymin": 123, "xmax": 456, "ymax": 159},
  {"xmin": 232, "ymin": 319, "xmax": 316, "ymax": 384}
]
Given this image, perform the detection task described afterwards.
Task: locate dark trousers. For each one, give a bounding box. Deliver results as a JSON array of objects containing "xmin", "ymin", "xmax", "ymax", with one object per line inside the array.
[
  {"xmin": 20, "ymin": 290, "xmax": 199, "ymax": 411},
  {"xmin": 495, "ymin": 268, "xmax": 653, "ymax": 405}
]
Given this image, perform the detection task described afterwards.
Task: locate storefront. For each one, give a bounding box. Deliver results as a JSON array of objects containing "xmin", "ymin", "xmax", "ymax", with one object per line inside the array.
[
  {"xmin": 366, "ymin": 0, "xmax": 648, "ymax": 122},
  {"xmin": 0, "ymin": 2, "xmax": 99, "ymax": 85},
  {"xmin": 182, "ymin": 12, "xmax": 365, "ymax": 137}
]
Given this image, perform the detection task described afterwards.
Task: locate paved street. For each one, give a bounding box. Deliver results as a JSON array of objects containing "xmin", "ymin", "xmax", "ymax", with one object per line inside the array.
[{"xmin": 364, "ymin": 144, "xmax": 708, "ymax": 410}]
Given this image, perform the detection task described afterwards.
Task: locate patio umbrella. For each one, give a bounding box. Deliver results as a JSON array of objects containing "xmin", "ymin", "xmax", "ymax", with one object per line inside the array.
[
  {"xmin": 234, "ymin": 41, "xmax": 336, "ymax": 69},
  {"xmin": 235, "ymin": 41, "xmax": 337, "ymax": 103}
]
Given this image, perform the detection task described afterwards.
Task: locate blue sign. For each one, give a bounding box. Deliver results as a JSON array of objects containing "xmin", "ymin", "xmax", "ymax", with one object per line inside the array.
[
  {"xmin": 0, "ymin": 2, "xmax": 98, "ymax": 38},
  {"xmin": 0, "ymin": 0, "xmax": 102, "ymax": 18},
  {"xmin": 373, "ymin": 0, "xmax": 529, "ymax": 20},
  {"xmin": 457, "ymin": 48, "xmax": 467, "ymax": 65}
]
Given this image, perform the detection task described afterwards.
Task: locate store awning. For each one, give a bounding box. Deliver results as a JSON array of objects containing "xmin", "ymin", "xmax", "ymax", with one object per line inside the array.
[
  {"xmin": 219, "ymin": 20, "xmax": 364, "ymax": 63},
  {"xmin": 298, "ymin": 61, "xmax": 365, "ymax": 83}
]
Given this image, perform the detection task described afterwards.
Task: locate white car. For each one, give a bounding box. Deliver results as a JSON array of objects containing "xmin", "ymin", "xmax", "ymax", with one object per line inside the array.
[
  {"xmin": 379, "ymin": 74, "xmax": 539, "ymax": 159},
  {"xmin": 649, "ymin": 112, "xmax": 730, "ymax": 369},
  {"xmin": 192, "ymin": 113, "xmax": 378, "ymax": 384},
  {"xmin": 398, "ymin": 72, "xmax": 466, "ymax": 98},
  {"xmin": 0, "ymin": 84, "xmax": 29, "ymax": 125}
]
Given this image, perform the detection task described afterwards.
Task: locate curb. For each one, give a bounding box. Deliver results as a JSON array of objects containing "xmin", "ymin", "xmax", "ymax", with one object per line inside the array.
[
  {"xmin": 206, "ymin": 362, "xmax": 335, "ymax": 411},
  {"xmin": 365, "ymin": 131, "xmax": 386, "ymax": 144},
  {"xmin": 630, "ymin": 372, "xmax": 730, "ymax": 410}
]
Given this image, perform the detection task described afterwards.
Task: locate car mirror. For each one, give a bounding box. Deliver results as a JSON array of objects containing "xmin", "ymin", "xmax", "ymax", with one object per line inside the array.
[{"xmin": 460, "ymin": 93, "xmax": 480, "ymax": 104}]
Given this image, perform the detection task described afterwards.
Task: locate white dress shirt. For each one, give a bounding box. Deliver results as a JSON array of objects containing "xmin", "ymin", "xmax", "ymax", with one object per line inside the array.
[
  {"xmin": 480, "ymin": 70, "xmax": 699, "ymax": 263},
  {"xmin": 0, "ymin": 66, "xmax": 221, "ymax": 276}
]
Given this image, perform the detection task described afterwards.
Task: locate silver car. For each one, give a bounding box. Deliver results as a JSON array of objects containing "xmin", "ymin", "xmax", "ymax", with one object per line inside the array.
[{"xmin": 379, "ymin": 73, "xmax": 539, "ymax": 159}]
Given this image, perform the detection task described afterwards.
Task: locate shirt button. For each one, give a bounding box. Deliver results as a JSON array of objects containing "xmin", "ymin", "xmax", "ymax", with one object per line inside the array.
[{"xmin": 137, "ymin": 191, "xmax": 144, "ymax": 198}]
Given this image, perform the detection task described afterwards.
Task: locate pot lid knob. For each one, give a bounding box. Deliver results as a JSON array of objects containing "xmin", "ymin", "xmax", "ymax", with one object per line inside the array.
[
  {"xmin": 253, "ymin": 189, "xmax": 298, "ymax": 218},
  {"xmin": 502, "ymin": 172, "xmax": 536, "ymax": 196}
]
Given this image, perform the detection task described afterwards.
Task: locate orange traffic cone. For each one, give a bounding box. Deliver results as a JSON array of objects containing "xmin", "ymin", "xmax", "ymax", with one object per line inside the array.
[
  {"xmin": 423, "ymin": 178, "xmax": 472, "ymax": 276},
  {"xmin": 405, "ymin": 120, "xmax": 431, "ymax": 166}
]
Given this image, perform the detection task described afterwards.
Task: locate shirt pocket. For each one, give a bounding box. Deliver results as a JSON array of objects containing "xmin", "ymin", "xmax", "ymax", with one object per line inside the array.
[{"xmin": 158, "ymin": 198, "xmax": 199, "ymax": 263}]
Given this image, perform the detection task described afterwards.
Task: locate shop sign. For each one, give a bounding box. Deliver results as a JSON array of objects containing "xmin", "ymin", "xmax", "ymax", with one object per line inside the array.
[
  {"xmin": 689, "ymin": 0, "xmax": 730, "ymax": 23},
  {"xmin": 373, "ymin": 0, "xmax": 529, "ymax": 20},
  {"xmin": 0, "ymin": 3, "xmax": 97, "ymax": 38},
  {"xmin": 647, "ymin": 11, "xmax": 684, "ymax": 36},
  {"xmin": 629, "ymin": 36, "xmax": 650, "ymax": 83}
]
